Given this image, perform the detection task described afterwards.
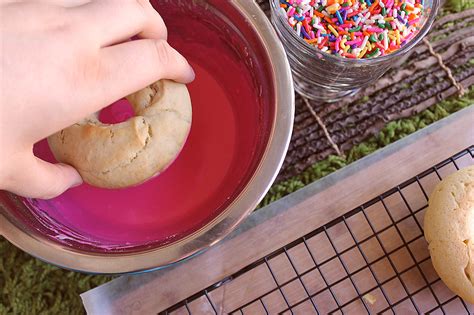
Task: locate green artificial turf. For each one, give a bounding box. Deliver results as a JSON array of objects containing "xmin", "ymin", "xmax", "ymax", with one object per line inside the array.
[
  {"xmin": 1, "ymin": 2, "xmax": 473, "ymax": 314},
  {"xmin": 445, "ymin": 0, "xmax": 474, "ymax": 12},
  {"xmin": 0, "ymin": 246, "xmax": 112, "ymax": 315}
]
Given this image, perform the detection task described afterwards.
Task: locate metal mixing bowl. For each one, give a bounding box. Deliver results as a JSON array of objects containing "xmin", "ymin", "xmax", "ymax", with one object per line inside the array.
[{"xmin": 0, "ymin": 0, "xmax": 294, "ymax": 274}]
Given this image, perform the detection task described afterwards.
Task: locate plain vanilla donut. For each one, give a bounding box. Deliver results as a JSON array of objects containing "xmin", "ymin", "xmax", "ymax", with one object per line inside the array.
[{"xmin": 48, "ymin": 80, "xmax": 192, "ymax": 189}]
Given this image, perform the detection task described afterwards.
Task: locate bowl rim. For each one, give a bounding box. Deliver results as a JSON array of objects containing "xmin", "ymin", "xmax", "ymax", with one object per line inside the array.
[{"xmin": 0, "ymin": 0, "xmax": 295, "ymax": 274}]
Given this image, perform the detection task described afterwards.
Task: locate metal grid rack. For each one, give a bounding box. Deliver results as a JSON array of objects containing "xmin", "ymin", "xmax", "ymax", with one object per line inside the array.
[{"xmin": 162, "ymin": 147, "xmax": 474, "ymax": 315}]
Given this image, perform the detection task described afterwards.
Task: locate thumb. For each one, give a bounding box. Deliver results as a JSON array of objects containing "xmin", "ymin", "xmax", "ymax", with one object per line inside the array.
[{"xmin": 6, "ymin": 155, "xmax": 83, "ymax": 199}]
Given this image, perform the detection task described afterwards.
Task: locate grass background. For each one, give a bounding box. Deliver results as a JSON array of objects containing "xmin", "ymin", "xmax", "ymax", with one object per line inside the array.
[{"xmin": 1, "ymin": 1, "xmax": 473, "ymax": 314}]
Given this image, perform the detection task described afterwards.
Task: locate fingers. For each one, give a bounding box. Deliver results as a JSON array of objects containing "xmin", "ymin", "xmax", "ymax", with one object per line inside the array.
[
  {"xmin": 100, "ymin": 39, "xmax": 195, "ymax": 84},
  {"xmin": 72, "ymin": 0, "xmax": 166, "ymax": 46},
  {"xmin": 84, "ymin": 39, "xmax": 194, "ymax": 113},
  {"xmin": 5, "ymin": 155, "xmax": 82, "ymax": 199},
  {"xmin": 36, "ymin": 0, "xmax": 91, "ymax": 7}
]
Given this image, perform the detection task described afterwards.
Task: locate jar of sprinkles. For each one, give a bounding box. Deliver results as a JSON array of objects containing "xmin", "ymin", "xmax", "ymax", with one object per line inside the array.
[{"xmin": 270, "ymin": 0, "xmax": 440, "ymax": 102}]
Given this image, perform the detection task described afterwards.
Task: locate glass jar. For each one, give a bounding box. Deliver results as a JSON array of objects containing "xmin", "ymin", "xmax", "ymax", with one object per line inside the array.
[{"xmin": 270, "ymin": 0, "xmax": 440, "ymax": 102}]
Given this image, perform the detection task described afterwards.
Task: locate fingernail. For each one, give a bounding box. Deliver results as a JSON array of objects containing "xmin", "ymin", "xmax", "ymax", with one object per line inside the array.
[
  {"xmin": 71, "ymin": 172, "xmax": 83, "ymax": 188},
  {"xmin": 189, "ymin": 65, "xmax": 196, "ymax": 80},
  {"xmin": 71, "ymin": 178, "xmax": 83, "ymax": 188},
  {"xmin": 189, "ymin": 65, "xmax": 196, "ymax": 82},
  {"xmin": 59, "ymin": 163, "xmax": 83, "ymax": 188}
]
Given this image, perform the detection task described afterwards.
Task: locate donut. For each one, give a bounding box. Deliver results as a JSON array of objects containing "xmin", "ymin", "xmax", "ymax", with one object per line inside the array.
[
  {"xmin": 424, "ymin": 165, "xmax": 474, "ymax": 304},
  {"xmin": 48, "ymin": 80, "xmax": 192, "ymax": 189}
]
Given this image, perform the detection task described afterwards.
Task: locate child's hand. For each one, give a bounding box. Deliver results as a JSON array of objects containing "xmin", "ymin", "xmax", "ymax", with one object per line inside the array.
[{"xmin": 0, "ymin": 0, "xmax": 194, "ymax": 199}]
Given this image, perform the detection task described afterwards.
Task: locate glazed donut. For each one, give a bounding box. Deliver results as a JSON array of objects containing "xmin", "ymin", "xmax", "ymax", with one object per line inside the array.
[{"xmin": 48, "ymin": 80, "xmax": 192, "ymax": 189}]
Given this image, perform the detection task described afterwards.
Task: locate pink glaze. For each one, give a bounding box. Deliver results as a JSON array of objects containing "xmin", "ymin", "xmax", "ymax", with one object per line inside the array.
[
  {"xmin": 14, "ymin": 1, "xmax": 274, "ymax": 251},
  {"xmin": 98, "ymin": 98, "xmax": 134, "ymax": 124}
]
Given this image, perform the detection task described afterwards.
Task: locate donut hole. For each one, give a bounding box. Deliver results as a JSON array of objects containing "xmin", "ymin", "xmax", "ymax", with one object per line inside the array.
[{"xmin": 98, "ymin": 98, "xmax": 135, "ymax": 124}]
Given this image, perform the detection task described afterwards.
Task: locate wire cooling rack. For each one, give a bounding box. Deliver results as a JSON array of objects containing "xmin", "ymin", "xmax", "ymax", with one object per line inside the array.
[{"xmin": 162, "ymin": 147, "xmax": 474, "ymax": 315}]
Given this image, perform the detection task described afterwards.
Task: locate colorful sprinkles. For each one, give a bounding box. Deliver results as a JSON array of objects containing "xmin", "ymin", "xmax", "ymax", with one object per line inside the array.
[{"xmin": 280, "ymin": 0, "xmax": 424, "ymax": 58}]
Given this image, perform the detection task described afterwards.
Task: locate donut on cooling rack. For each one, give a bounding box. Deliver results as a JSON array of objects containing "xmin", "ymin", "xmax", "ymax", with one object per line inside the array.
[
  {"xmin": 424, "ymin": 165, "xmax": 474, "ymax": 304},
  {"xmin": 48, "ymin": 80, "xmax": 192, "ymax": 189}
]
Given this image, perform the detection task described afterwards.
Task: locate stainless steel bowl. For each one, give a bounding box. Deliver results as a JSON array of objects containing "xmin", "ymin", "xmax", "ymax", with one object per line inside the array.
[{"xmin": 0, "ymin": 0, "xmax": 294, "ymax": 274}]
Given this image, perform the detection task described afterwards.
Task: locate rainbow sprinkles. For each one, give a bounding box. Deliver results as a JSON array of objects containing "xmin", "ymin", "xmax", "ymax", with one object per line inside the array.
[{"xmin": 280, "ymin": 0, "xmax": 424, "ymax": 59}]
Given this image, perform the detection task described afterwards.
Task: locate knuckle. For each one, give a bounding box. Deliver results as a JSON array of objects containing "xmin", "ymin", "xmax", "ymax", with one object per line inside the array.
[
  {"xmin": 44, "ymin": 7, "xmax": 73, "ymax": 33},
  {"xmin": 152, "ymin": 40, "xmax": 173, "ymax": 64},
  {"xmin": 135, "ymin": 0, "xmax": 150, "ymax": 11},
  {"xmin": 134, "ymin": 0, "xmax": 152, "ymax": 23},
  {"xmin": 21, "ymin": 3, "xmax": 69, "ymax": 27},
  {"xmin": 75, "ymin": 50, "xmax": 102, "ymax": 83}
]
